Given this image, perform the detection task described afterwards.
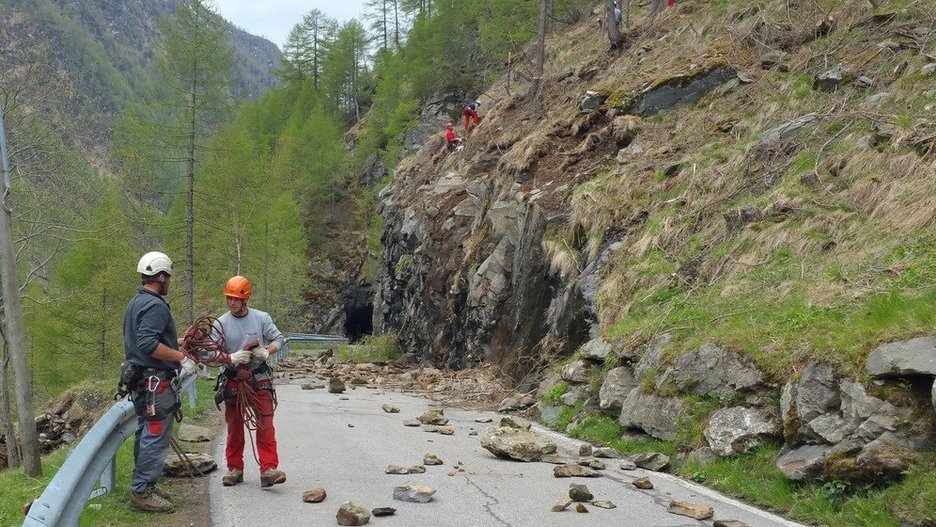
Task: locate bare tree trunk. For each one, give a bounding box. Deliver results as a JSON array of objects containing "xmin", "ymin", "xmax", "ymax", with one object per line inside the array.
[
  {"xmin": 529, "ymin": 0, "xmax": 548, "ymax": 98},
  {"xmin": 186, "ymin": 74, "xmax": 197, "ymax": 327},
  {"xmin": 1, "ymin": 337, "xmax": 21, "ymax": 469},
  {"xmin": 99, "ymin": 288, "xmax": 107, "ymax": 364},
  {"xmin": 605, "ymin": 0, "xmax": 621, "ymax": 47},
  {"xmin": 0, "ymin": 111, "xmax": 41, "ymax": 477}
]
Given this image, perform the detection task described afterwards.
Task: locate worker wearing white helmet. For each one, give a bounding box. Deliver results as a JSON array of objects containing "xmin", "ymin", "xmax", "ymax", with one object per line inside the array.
[{"xmin": 122, "ymin": 251, "xmax": 193, "ymax": 512}]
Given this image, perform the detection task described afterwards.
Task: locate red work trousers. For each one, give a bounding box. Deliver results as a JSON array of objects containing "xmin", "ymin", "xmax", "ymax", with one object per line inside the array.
[
  {"xmin": 224, "ymin": 379, "xmax": 279, "ymax": 472},
  {"xmin": 463, "ymin": 110, "xmax": 479, "ymax": 132}
]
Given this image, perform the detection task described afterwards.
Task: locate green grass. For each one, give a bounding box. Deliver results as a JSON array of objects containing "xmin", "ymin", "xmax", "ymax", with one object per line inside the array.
[
  {"xmin": 2, "ymin": 378, "xmax": 217, "ymax": 526},
  {"xmin": 680, "ymin": 445, "xmax": 936, "ymax": 527},
  {"xmin": 336, "ymin": 332, "xmax": 402, "ymax": 363},
  {"xmin": 543, "ymin": 381, "xmax": 569, "ymax": 406},
  {"xmin": 604, "ymin": 234, "xmax": 936, "ymax": 380}
]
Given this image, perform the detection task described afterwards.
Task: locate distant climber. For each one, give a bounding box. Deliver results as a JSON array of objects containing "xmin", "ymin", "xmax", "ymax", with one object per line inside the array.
[
  {"xmin": 463, "ymin": 99, "xmax": 480, "ymax": 132},
  {"xmin": 444, "ymin": 122, "xmax": 461, "ymax": 152}
]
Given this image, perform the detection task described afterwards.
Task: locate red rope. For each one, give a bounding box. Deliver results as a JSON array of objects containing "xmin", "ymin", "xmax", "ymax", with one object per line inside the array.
[{"xmin": 179, "ymin": 316, "xmax": 228, "ymax": 366}]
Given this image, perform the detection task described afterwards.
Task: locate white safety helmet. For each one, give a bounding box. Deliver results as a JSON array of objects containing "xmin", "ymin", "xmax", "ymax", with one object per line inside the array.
[{"xmin": 137, "ymin": 251, "xmax": 173, "ymax": 276}]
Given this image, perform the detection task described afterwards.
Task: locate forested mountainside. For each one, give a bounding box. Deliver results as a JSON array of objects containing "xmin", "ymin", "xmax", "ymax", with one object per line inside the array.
[{"xmin": 0, "ymin": 0, "xmax": 279, "ymax": 163}]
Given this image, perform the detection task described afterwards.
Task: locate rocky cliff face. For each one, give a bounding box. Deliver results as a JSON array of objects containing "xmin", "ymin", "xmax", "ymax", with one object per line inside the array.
[{"xmin": 372, "ymin": 0, "xmax": 935, "ymax": 490}]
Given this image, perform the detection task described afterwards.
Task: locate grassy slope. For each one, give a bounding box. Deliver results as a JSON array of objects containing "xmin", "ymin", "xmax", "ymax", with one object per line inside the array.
[{"xmin": 456, "ymin": 0, "xmax": 935, "ymax": 525}]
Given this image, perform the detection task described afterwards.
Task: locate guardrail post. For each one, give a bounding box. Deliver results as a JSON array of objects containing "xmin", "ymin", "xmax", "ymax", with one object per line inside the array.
[
  {"xmin": 100, "ymin": 456, "xmax": 117, "ymax": 496},
  {"xmin": 186, "ymin": 377, "xmax": 197, "ymax": 409}
]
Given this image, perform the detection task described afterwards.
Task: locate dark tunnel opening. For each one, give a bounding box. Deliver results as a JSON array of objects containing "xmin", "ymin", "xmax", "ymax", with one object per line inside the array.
[{"xmin": 343, "ymin": 303, "xmax": 373, "ymax": 343}]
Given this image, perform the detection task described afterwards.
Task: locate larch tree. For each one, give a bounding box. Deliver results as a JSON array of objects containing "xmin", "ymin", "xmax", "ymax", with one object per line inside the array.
[
  {"xmin": 322, "ymin": 20, "xmax": 370, "ymax": 123},
  {"xmin": 529, "ymin": 0, "xmax": 550, "ymax": 98},
  {"xmin": 158, "ymin": 0, "xmax": 233, "ymax": 325}
]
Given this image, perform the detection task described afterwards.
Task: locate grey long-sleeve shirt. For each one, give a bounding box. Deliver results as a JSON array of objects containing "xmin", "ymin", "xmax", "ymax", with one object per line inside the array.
[
  {"xmin": 213, "ymin": 308, "xmax": 285, "ymax": 371},
  {"xmin": 123, "ymin": 287, "xmax": 178, "ymax": 370}
]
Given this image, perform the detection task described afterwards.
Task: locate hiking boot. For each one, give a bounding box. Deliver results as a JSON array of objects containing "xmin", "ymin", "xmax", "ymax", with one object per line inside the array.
[
  {"xmin": 260, "ymin": 468, "xmax": 286, "ymax": 488},
  {"xmin": 148, "ymin": 483, "xmax": 170, "ymax": 500},
  {"xmin": 222, "ymin": 469, "xmax": 243, "ymax": 486},
  {"xmin": 129, "ymin": 488, "xmax": 174, "ymax": 513}
]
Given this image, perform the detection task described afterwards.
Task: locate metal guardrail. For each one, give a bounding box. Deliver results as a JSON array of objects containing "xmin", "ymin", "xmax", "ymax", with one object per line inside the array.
[
  {"xmin": 22, "ymin": 373, "xmax": 198, "ymax": 527},
  {"xmin": 280, "ymin": 333, "xmax": 347, "ymax": 360},
  {"xmin": 19, "ymin": 336, "xmax": 339, "ymax": 526},
  {"xmin": 285, "ymin": 333, "xmax": 348, "ymax": 343}
]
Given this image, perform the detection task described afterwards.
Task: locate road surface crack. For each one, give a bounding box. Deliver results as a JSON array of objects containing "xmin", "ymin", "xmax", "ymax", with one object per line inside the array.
[{"xmin": 462, "ymin": 475, "xmax": 513, "ymax": 527}]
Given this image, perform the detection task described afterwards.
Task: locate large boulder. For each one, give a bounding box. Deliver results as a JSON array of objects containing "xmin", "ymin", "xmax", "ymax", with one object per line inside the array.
[
  {"xmin": 598, "ymin": 367, "xmax": 637, "ymax": 417},
  {"xmin": 864, "ymin": 336, "xmax": 936, "ymax": 377},
  {"xmin": 704, "ymin": 406, "xmax": 781, "ymax": 456},
  {"xmin": 579, "ymin": 338, "xmax": 613, "ymax": 363},
  {"xmin": 671, "ymin": 344, "xmax": 764, "ymax": 399},
  {"xmin": 618, "ymin": 389, "xmax": 689, "ymax": 441},
  {"xmin": 775, "ymin": 443, "xmax": 834, "ymax": 481},
  {"xmin": 480, "ymin": 427, "xmax": 557, "ymax": 462}
]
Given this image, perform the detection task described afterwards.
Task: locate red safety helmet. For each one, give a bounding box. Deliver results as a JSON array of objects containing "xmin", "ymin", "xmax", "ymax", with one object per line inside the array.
[
  {"xmin": 446, "ymin": 122, "xmax": 453, "ymax": 129},
  {"xmin": 224, "ymin": 275, "xmax": 252, "ymax": 299}
]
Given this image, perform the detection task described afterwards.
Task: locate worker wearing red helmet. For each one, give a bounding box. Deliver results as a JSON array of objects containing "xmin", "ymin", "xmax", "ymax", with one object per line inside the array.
[
  {"xmin": 444, "ymin": 122, "xmax": 460, "ymax": 152},
  {"xmin": 213, "ymin": 275, "xmax": 287, "ymax": 488}
]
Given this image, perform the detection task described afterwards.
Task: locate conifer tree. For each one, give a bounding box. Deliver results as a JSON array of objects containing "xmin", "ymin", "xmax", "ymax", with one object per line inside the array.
[{"xmin": 158, "ymin": 0, "xmax": 233, "ymax": 325}]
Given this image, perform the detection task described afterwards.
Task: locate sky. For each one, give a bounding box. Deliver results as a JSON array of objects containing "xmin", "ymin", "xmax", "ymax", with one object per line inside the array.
[{"xmin": 213, "ymin": 0, "xmax": 368, "ymax": 50}]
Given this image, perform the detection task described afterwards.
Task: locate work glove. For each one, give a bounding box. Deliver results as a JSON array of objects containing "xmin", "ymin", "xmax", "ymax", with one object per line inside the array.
[
  {"xmin": 251, "ymin": 346, "xmax": 270, "ymax": 361},
  {"xmin": 180, "ymin": 357, "xmax": 198, "ymax": 377},
  {"xmin": 228, "ymin": 349, "xmax": 252, "ymax": 365}
]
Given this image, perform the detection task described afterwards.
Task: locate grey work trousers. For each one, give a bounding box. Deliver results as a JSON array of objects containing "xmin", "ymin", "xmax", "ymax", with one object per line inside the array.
[{"xmin": 130, "ymin": 380, "xmax": 179, "ymax": 492}]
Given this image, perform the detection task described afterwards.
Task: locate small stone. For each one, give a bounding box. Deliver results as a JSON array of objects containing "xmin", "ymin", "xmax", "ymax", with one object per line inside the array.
[
  {"xmin": 371, "ymin": 507, "xmax": 396, "ymax": 517},
  {"xmin": 579, "ymin": 444, "xmax": 593, "ymax": 456},
  {"xmin": 346, "ymin": 422, "xmax": 353, "ymax": 426},
  {"xmin": 668, "ymin": 500, "xmax": 714, "ymax": 520},
  {"xmin": 714, "ymin": 521, "xmax": 750, "ymax": 527},
  {"xmin": 393, "ymin": 483, "xmax": 436, "ymax": 503},
  {"xmin": 381, "ymin": 404, "xmax": 400, "ymax": 413},
  {"xmin": 619, "ymin": 460, "xmax": 637, "ymax": 470},
  {"xmin": 468, "ymin": 428, "xmax": 478, "ymax": 436},
  {"xmin": 569, "ymin": 483, "xmax": 593, "ymax": 502},
  {"xmin": 408, "ymin": 465, "xmax": 426, "ymax": 474},
  {"xmin": 575, "ymin": 503, "xmax": 588, "ymax": 513},
  {"xmin": 592, "ymin": 447, "xmax": 619, "ymax": 458},
  {"xmin": 403, "ymin": 419, "xmax": 421, "ymax": 427},
  {"xmin": 540, "ymin": 454, "xmax": 567, "ymax": 464},
  {"xmin": 553, "ymin": 464, "xmax": 601, "ymax": 478},
  {"xmin": 336, "ymin": 501, "xmax": 370, "ymax": 526},
  {"xmin": 385, "ymin": 465, "xmax": 410, "ymax": 474},
  {"xmin": 300, "ymin": 383, "xmax": 314, "ymax": 390},
  {"xmin": 328, "ymin": 378, "xmax": 346, "ymax": 393},
  {"xmin": 423, "ymin": 454, "xmax": 443, "ymax": 465},
  {"xmin": 438, "ymin": 426, "xmax": 455, "ymax": 435},
  {"xmin": 591, "ymin": 500, "xmax": 616, "ymax": 509},
  {"xmin": 422, "ymin": 425, "xmax": 440, "ymax": 433},
  {"xmin": 578, "ymin": 458, "xmax": 606, "ymax": 470},
  {"xmin": 302, "ymin": 488, "xmax": 327, "ymax": 503},
  {"xmin": 418, "ymin": 408, "xmax": 448, "ymax": 425},
  {"xmin": 340, "ymin": 396, "xmax": 350, "ymax": 401},
  {"xmin": 552, "ymin": 498, "xmax": 573, "ymax": 512},
  {"xmin": 633, "ymin": 477, "xmax": 653, "ymax": 489},
  {"xmin": 474, "ymin": 417, "xmax": 493, "ymax": 423},
  {"xmin": 448, "ymin": 470, "xmax": 457, "ymax": 476}
]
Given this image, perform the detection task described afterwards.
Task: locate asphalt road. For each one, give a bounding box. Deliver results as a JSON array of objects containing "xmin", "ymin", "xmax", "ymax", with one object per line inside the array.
[{"xmin": 209, "ymin": 383, "xmax": 807, "ymax": 527}]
